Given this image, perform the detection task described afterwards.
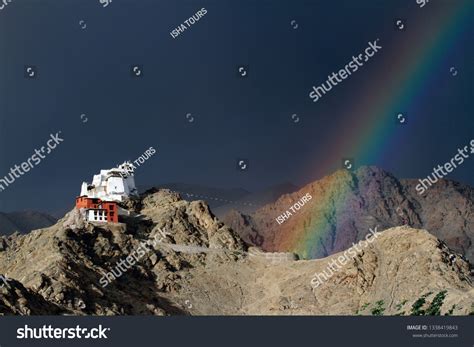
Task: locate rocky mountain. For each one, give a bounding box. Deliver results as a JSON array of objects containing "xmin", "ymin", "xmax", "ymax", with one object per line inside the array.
[
  {"xmin": 0, "ymin": 211, "xmax": 57, "ymax": 236},
  {"xmin": 223, "ymin": 166, "xmax": 474, "ymax": 263},
  {"xmin": 0, "ymin": 189, "xmax": 244, "ymax": 315},
  {"xmin": 0, "ymin": 189, "xmax": 472, "ymax": 315}
]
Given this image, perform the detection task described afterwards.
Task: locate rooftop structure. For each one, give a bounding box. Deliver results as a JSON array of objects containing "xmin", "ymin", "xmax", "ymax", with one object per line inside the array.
[{"xmin": 80, "ymin": 162, "xmax": 138, "ymax": 202}]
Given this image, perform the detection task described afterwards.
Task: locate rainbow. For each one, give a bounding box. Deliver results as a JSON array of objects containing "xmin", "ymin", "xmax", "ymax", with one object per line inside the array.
[{"xmin": 279, "ymin": 0, "xmax": 473, "ymax": 259}]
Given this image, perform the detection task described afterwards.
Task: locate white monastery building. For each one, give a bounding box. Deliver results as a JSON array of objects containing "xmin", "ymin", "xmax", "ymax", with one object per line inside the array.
[{"xmin": 80, "ymin": 161, "xmax": 139, "ymax": 202}]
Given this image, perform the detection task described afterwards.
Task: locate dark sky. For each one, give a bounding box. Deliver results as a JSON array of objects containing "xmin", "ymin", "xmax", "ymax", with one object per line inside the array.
[{"xmin": 0, "ymin": 0, "xmax": 472, "ymax": 213}]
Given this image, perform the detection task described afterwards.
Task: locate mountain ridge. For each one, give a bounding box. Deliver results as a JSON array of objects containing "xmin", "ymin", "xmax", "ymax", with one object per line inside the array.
[
  {"xmin": 223, "ymin": 166, "xmax": 474, "ymax": 262},
  {"xmin": 0, "ymin": 188, "xmax": 472, "ymax": 316},
  {"xmin": 0, "ymin": 211, "xmax": 57, "ymax": 236}
]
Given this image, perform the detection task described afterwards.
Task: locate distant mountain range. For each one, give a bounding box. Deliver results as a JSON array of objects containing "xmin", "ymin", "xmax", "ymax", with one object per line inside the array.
[
  {"xmin": 138, "ymin": 182, "xmax": 299, "ymax": 218},
  {"xmin": 0, "ymin": 211, "xmax": 57, "ymax": 236},
  {"xmin": 211, "ymin": 182, "xmax": 299, "ymax": 218},
  {"xmin": 138, "ymin": 183, "xmax": 251, "ymax": 208}
]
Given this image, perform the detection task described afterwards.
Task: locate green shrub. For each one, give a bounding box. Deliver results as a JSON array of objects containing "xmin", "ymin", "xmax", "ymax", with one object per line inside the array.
[
  {"xmin": 410, "ymin": 292, "xmax": 433, "ymax": 316},
  {"xmin": 396, "ymin": 299, "xmax": 408, "ymax": 311},
  {"xmin": 371, "ymin": 300, "xmax": 385, "ymax": 316},
  {"xmin": 444, "ymin": 304, "xmax": 455, "ymax": 316},
  {"xmin": 425, "ymin": 290, "xmax": 447, "ymax": 316},
  {"xmin": 411, "ymin": 297, "xmax": 426, "ymax": 316}
]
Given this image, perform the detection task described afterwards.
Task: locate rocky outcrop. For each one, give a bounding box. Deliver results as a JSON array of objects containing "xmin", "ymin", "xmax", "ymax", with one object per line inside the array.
[
  {"xmin": 0, "ymin": 277, "xmax": 64, "ymax": 315},
  {"xmin": 0, "ymin": 189, "xmax": 244, "ymax": 315}
]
